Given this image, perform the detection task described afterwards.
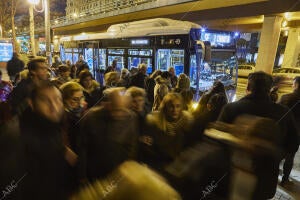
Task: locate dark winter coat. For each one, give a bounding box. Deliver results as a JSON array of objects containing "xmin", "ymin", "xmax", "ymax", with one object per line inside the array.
[
  {"xmin": 8, "ymin": 78, "xmax": 35, "ymax": 115},
  {"xmin": 218, "ymin": 94, "xmax": 299, "ymax": 199},
  {"xmin": 141, "ymin": 111, "xmax": 193, "ymax": 171},
  {"xmin": 78, "ymin": 107, "xmax": 139, "ymax": 181},
  {"xmin": 279, "ymin": 89, "xmax": 300, "ymax": 140},
  {"xmin": 18, "ymin": 109, "xmax": 75, "ymax": 200},
  {"xmin": 129, "ymin": 72, "xmax": 147, "ymax": 89}
]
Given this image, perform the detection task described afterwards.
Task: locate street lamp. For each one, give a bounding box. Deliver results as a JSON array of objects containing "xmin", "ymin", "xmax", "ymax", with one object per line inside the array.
[{"xmin": 28, "ymin": 0, "xmax": 52, "ymax": 65}]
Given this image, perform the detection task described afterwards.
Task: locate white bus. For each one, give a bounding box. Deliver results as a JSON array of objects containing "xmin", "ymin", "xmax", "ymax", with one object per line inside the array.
[{"xmin": 59, "ymin": 18, "xmax": 237, "ymax": 99}]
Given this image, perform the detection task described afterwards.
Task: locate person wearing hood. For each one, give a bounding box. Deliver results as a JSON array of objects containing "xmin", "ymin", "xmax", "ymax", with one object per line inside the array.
[{"xmin": 152, "ymin": 71, "xmax": 171, "ymax": 111}]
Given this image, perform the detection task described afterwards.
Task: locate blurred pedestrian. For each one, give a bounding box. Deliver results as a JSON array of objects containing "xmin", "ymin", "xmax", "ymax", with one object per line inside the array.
[
  {"xmin": 191, "ymin": 93, "xmax": 228, "ymax": 143},
  {"xmin": 0, "ymin": 70, "xmax": 13, "ymax": 103},
  {"xmin": 144, "ymin": 70, "xmax": 162, "ymax": 110},
  {"xmin": 142, "ymin": 93, "xmax": 193, "ymax": 172},
  {"xmin": 105, "ymin": 59, "xmax": 118, "ymax": 74},
  {"xmin": 52, "ymin": 64, "xmax": 72, "ymax": 88},
  {"xmin": 279, "ymin": 76, "xmax": 300, "ymax": 185},
  {"xmin": 125, "ymin": 86, "xmax": 148, "ymax": 134},
  {"xmin": 173, "ymin": 73, "xmax": 193, "ymax": 111},
  {"xmin": 218, "ymin": 71, "xmax": 299, "ymax": 199},
  {"xmin": 6, "ymin": 52, "xmax": 25, "ymax": 82},
  {"xmin": 168, "ymin": 66, "xmax": 178, "ymax": 88},
  {"xmin": 129, "ymin": 63, "xmax": 148, "ymax": 89},
  {"xmin": 152, "ymin": 71, "xmax": 171, "ymax": 111},
  {"xmin": 117, "ymin": 68, "xmax": 130, "ymax": 87},
  {"xmin": 78, "ymin": 70, "xmax": 101, "ymax": 108},
  {"xmin": 19, "ymin": 81, "xmax": 78, "ymax": 199},
  {"xmin": 9, "ymin": 58, "xmax": 49, "ymax": 115},
  {"xmin": 197, "ymin": 80, "xmax": 228, "ymax": 114},
  {"xmin": 79, "ymin": 87, "xmax": 139, "ymax": 181},
  {"xmin": 75, "ymin": 55, "xmax": 89, "ymax": 77},
  {"xmin": 51, "ymin": 55, "xmax": 63, "ymax": 70},
  {"xmin": 60, "ymin": 81, "xmax": 86, "ymax": 153}
]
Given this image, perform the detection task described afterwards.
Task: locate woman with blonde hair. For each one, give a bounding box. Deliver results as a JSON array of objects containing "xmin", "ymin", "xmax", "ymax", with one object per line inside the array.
[
  {"xmin": 173, "ymin": 73, "xmax": 193, "ymax": 111},
  {"xmin": 141, "ymin": 92, "xmax": 193, "ymax": 171}
]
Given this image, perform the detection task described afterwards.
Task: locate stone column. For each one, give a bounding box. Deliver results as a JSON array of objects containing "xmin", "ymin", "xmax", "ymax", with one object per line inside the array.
[
  {"xmin": 255, "ymin": 16, "xmax": 283, "ymax": 74},
  {"xmin": 282, "ymin": 28, "xmax": 300, "ymax": 68}
]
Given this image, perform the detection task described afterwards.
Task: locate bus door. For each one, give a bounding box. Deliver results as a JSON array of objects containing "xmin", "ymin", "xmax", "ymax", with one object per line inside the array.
[
  {"xmin": 128, "ymin": 49, "xmax": 153, "ymax": 74},
  {"xmin": 107, "ymin": 48, "xmax": 125, "ymax": 72},
  {"xmin": 82, "ymin": 42, "xmax": 99, "ymax": 75},
  {"xmin": 156, "ymin": 49, "xmax": 184, "ymax": 75}
]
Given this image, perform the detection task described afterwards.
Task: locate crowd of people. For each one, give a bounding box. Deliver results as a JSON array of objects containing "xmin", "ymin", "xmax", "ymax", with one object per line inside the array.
[{"xmin": 0, "ymin": 54, "xmax": 299, "ymax": 200}]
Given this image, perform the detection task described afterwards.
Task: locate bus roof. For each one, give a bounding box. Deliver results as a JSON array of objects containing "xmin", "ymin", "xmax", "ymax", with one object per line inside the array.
[{"xmin": 60, "ymin": 18, "xmax": 201, "ymax": 42}]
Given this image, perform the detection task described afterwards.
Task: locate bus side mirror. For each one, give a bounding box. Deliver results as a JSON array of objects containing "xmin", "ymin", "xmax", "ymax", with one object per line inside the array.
[{"xmin": 203, "ymin": 41, "xmax": 211, "ymax": 62}]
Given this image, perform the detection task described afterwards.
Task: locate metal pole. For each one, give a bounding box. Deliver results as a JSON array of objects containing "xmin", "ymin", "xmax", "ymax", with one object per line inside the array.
[
  {"xmin": 45, "ymin": 0, "xmax": 52, "ymax": 66},
  {"xmin": 0, "ymin": 25, "xmax": 2, "ymax": 38},
  {"xmin": 29, "ymin": 4, "xmax": 36, "ymax": 56}
]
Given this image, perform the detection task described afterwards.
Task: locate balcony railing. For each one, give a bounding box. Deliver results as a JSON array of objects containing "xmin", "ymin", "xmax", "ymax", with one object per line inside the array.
[{"xmin": 50, "ymin": 0, "xmax": 198, "ymax": 28}]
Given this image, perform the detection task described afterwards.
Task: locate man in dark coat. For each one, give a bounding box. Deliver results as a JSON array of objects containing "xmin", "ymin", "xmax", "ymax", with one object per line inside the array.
[
  {"xmin": 79, "ymin": 88, "xmax": 139, "ymax": 182},
  {"xmin": 279, "ymin": 76, "xmax": 300, "ymax": 184},
  {"xmin": 218, "ymin": 71, "xmax": 299, "ymax": 199},
  {"xmin": 75, "ymin": 55, "xmax": 89, "ymax": 77},
  {"xmin": 20, "ymin": 81, "xmax": 77, "ymax": 200},
  {"xmin": 129, "ymin": 63, "xmax": 148, "ymax": 89},
  {"xmin": 9, "ymin": 58, "xmax": 49, "ymax": 115},
  {"xmin": 1, "ymin": 81, "xmax": 77, "ymax": 200},
  {"xmin": 6, "ymin": 52, "xmax": 24, "ymax": 82}
]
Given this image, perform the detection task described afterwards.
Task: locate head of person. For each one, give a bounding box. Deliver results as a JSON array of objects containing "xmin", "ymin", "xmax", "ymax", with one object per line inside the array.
[
  {"xmin": 79, "ymin": 54, "xmax": 84, "ymax": 61},
  {"xmin": 102, "ymin": 87, "xmax": 129, "ymax": 119},
  {"xmin": 247, "ymin": 71, "xmax": 273, "ymax": 97},
  {"xmin": 138, "ymin": 63, "xmax": 147, "ymax": 75},
  {"xmin": 211, "ymin": 80, "xmax": 226, "ymax": 94},
  {"xmin": 161, "ymin": 71, "xmax": 171, "ymax": 81},
  {"xmin": 105, "ymin": 71, "xmax": 119, "ymax": 86},
  {"xmin": 27, "ymin": 58, "xmax": 49, "ymax": 81},
  {"xmin": 66, "ymin": 60, "xmax": 72, "ymax": 66},
  {"xmin": 168, "ymin": 67, "xmax": 175, "ymax": 77},
  {"xmin": 159, "ymin": 93, "xmax": 183, "ymax": 122},
  {"xmin": 54, "ymin": 55, "xmax": 61, "ymax": 63},
  {"xmin": 58, "ymin": 65, "xmax": 71, "ymax": 78},
  {"xmin": 293, "ymin": 76, "xmax": 300, "ymax": 91},
  {"xmin": 60, "ymin": 82, "xmax": 85, "ymax": 112},
  {"xmin": 150, "ymin": 70, "xmax": 162, "ymax": 79},
  {"xmin": 28, "ymin": 81, "xmax": 64, "ymax": 123},
  {"xmin": 207, "ymin": 93, "xmax": 227, "ymax": 113},
  {"xmin": 112, "ymin": 59, "xmax": 118, "ymax": 68},
  {"xmin": 79, "ymin": 70, "xmax": 93, "ymax": 89},
  {"xmin": 125, "ymin": 87, "xmax": 146, "ymax": 113},
  {"xmin": 121, "ymin": 68, "xmax": 130, "ymax": 79},
  {"xmin": 176, "ymin": 73, "xmax": 190, "ymax": 90}
]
